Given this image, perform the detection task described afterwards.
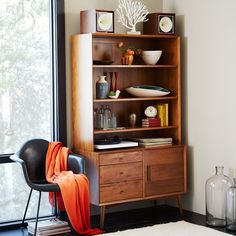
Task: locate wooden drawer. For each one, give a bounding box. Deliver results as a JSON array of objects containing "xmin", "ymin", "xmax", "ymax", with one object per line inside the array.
[
  {"xmin": 100, "ymin": 180, "xmax": 142, "ymax": 203},
  {"xmin": 99, "ymin": 151, "xmax": 142, "ymax": 165},
  {"xmin": 100, "ymin": 162, "xmax": 142, "ymax": 184}
]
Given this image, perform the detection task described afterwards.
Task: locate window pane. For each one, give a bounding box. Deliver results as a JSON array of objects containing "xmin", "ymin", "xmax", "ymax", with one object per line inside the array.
[
  {"xmin": 0, "ymin": 0, "xmax": 52, "ymax": 154},
  {"xmin": 0, "ymin": 163, "xmax": 52, "ymax": 223},
  {"xmin": 0, "ymin": 0, "xmax": 54, "ymax": 224}
]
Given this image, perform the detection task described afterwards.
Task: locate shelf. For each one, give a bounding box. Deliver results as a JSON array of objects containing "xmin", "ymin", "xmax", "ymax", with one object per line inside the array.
[
  {"xmin": 92, "ymin": 32, "xmax": 178, "ymax": 39},
  {"xmin": 94, "ymin": 96, "xmax": 177, "ymax": 103},
  {"xmin": 94, "ymin": 126, "xmax": 178, "ymax": 134},
  {"xmin": 93, "ymin": 65, "xmax": 177, "ymax": 68}
]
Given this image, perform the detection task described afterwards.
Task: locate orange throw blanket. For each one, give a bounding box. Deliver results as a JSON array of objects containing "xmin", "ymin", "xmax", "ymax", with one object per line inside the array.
[{"xmin": 45, "ymin": 142, "xmax": 103, "ymax": 235}]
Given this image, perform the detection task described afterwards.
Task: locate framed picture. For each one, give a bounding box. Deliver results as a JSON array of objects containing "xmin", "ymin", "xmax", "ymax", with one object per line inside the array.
[
  {"xmin": 80, "ymin": 9, "xmax": 114, "ymax": 34},
  {"xmin": 143, "ymin": 13, "xmax": 175, "ymax": 35},
  {"xmin": 96, "ymin": 10, "xmax": 114, "ymax": 33}
]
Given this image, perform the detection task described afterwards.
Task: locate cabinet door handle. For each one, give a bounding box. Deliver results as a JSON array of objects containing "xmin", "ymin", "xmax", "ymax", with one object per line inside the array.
[{"xmin": 147, "ymin": 165, "xmax": 151, "ymax": 181}]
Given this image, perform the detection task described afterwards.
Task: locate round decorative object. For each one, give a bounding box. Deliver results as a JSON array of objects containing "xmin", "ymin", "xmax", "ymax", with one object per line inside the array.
[
  {"xmin": 159, "ymin": 16, "xmax": 173, "ymax": 33},
  {"xmin": 97, "ymin": 12, "xmax": 113, "ymax": 31},
  {"xmin": 205, "ymin": 166, "xmax": 233, "ymax": 227},
  {"xmin": 125, "ymin": 85, "xmax": 170, "ymax": 97},
  {"xmin": 144, "ymin": 106, "xmax": 157, "ymax": 118}
]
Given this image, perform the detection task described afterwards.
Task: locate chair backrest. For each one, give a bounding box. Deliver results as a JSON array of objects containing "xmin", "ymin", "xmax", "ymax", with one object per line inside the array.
[{"xmin": 18, "ymin": 139, "xmax": 49, "ymax": 182}]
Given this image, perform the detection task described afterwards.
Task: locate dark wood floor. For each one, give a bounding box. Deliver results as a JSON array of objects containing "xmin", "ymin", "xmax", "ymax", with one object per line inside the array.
[{"xmin": 0, "ymin": 205, "xmax": 235, "ymax": 235}]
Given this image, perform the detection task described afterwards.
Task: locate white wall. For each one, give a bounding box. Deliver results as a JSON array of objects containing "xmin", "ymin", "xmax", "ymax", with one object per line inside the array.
[
  {"xmin": 163, "ymin": 0, "xmax": 236, "ymax": 214},
  {"xmin": 65, "ymin": 0, "xmax": 163, "ymax": 147}
]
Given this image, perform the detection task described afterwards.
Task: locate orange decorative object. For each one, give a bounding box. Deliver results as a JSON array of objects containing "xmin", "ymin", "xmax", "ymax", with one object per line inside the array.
[{"xmin": 46, "ymin": 142, "xmax": 103, "ymax": 236}]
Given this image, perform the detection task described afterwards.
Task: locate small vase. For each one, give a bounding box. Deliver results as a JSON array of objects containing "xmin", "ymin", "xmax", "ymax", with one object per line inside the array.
[
  {"xmin": 205, "ymin": 166, "xmax": 233, "ymax": 227},
  {"xmin": 226, "ymin": 178, "xmax": 236, "ymax": 231},
  {"xmin": 127, "ymin": 55, "xmax": 133, "ymax": 65},
  {"xmin": 129, "ymin": 113, "xmax": 137, "ymax": 127},
  {"xmin": 96, "ymin": 76, "xmax": 108, "ymax": 99}
]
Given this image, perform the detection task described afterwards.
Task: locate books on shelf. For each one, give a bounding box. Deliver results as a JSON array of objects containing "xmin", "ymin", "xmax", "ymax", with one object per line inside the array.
[
  {"xmin": 157, "ymin": 103, "xmax": 169, "ymax": 127},
  {"xmin": 130, "ymin": 137, "xmax": 173, "ymax": 148},
  {"xmin": 138, "ymin": 142, "xmax": 172, "ymax": 148},
  {"xmin": 28, "ymin": 218, "xmax": 71, "ymax": 236},
  {"xmin": 142, "ymin": 118, "xmax": 161, "ymax": 128},
  {"xmin": 131, "ymin": 137, "xmax": 173, "ymax": 143}
]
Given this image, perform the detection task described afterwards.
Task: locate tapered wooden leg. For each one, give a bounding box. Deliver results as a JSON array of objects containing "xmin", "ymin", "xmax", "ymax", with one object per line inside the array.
[
  {"xmin": 177, "ymin": 194, "xmax": 183, "ymax": 216},
  {"xmin": 100, "ymin": 206, "xmax": 106, "ymax": 229}
]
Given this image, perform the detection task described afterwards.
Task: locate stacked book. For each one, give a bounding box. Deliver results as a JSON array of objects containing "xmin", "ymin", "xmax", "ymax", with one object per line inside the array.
[
  {"xmin": 28, "ymin": 218, "xmax": 71, "ymax": 236},
  {"xmin": 131, "ymin": 137, "xmax": 173, "ymax": 148},
  {"xmin": 142, "ymin": 118, "xmax": 161, "ymax": 128}
]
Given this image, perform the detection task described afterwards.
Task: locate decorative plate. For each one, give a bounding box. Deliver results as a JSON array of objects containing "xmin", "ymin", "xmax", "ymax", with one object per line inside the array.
[{"xmin": 125, "ymin": 85, "xmax": 170, "ymax": 97}]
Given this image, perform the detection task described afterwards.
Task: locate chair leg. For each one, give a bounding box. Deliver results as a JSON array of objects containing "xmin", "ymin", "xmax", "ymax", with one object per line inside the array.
[
  {"xmin": 22, "ymin": 188, "xmax": 33, "ymax": 227},
  {"xmin": 54, "ymin": 192, "xmax": 58, "ymax": 218},
  {"xmin": 34, "ymin": 191, "xmax": 42, "ymax": 236}
]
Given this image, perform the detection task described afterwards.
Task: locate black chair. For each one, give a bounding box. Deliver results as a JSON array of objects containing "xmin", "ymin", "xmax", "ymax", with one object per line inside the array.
[{"xmin": 10, "ymin": 139, "xmax": 85, "ymax": 235}]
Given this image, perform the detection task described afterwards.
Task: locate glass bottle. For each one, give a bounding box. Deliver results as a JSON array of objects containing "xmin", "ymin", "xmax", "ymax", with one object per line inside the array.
[
  {"xmin": 96, "ymin": 106, "xmax": 104, "ymax": 129},
  {"xmin": 205, "ymin": 166, "xmax": 233, "ymax": 226},
  {"xmin": 226, "ymin": 178, "xmax": 236, "ymax": 231},
  {"xmin": 103, "ymin": 106, "xmax": 111, "ymax": 129},
  {"xmin": 110, "ymin": 112, "xmax": 117, "ymax": 128}
]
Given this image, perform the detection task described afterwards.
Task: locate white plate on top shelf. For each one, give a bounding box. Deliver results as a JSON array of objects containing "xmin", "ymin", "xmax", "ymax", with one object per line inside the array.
[{"xmin": 125, "ymin": 85, "xmax": 170, "ymax": 97}]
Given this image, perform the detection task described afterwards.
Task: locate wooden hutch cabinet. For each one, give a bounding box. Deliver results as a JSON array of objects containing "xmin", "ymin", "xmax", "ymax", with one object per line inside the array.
[{"xmin": 71, "ymin": 33, "xmax": 186, "ymax": 228}]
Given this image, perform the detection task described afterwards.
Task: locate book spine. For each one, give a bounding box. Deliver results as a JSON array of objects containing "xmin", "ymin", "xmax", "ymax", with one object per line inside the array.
[
  {"xmin": 142, "ymin": 124, "xmax": 160, "ymax": 127},
  {"xmin": 157, "ymin": 104, "xmax": 164, "ymax": 126},
  {"xmin": 165, "ymin": 103, "xmax": 169, "ymax": 126},
  {"xmin": 157, "ymin": 103, "xmax": 169, "ymax": 126}
]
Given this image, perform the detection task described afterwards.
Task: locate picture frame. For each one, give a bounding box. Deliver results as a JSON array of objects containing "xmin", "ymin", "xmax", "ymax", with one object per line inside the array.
[
  {"xmin": 96, "ymin": 10, "xmax": 114, "ymax": 33},
  {"xmin": 143, "ymin": 13, "xmax": 175, "ymax": 35},
  {"xmin": 80, "ymin": 9, "xmax": 114, "ymax": 34}
]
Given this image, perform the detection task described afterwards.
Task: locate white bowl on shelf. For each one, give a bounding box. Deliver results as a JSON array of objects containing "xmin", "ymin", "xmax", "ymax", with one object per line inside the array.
[{"xmin": 141, "ymin": 50, "xmax": 162, "ymax": 65}]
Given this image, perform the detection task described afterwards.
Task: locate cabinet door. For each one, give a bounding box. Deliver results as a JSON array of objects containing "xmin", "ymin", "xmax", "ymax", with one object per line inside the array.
[{"xmin": 144, "ymin": 145, "xmax": 186, "ymax": 197}]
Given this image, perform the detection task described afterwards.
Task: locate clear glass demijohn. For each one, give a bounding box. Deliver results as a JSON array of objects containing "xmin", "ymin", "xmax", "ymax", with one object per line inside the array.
[
  {"xmin": 226, "ymin": 178, "xmax": 236, "ymax": 231},
  {"xmin": 205, "ymin": 166, "xmax": 233, "ymax": 226}
]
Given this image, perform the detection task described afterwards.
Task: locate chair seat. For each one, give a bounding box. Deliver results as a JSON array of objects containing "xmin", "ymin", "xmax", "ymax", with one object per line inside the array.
[{"xmin": 31, "ymin": 180, "xmax": 60, "ymax": 192}]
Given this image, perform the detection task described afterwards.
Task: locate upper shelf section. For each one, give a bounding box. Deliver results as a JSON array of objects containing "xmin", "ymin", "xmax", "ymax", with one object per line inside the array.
[{"xmin": 90, "ymin": 33, "xmax": 180, "ymax": 66}]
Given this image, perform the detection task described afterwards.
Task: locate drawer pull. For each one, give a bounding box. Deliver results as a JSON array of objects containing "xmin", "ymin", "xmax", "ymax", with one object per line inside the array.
[
  {"xmin": 147, "ymin": 165, "xmax": 151, "ymax": 181},
  {"xmin": 120, "ymin": 171, "xmax": 124, "ymax": 175},
  {"xmin": 120, "ymin": 190, "xmax": 124, "ymax": 194},
  {"xmin": 119, "ymin": 157, "xmax": 123, "ymax": 161}
]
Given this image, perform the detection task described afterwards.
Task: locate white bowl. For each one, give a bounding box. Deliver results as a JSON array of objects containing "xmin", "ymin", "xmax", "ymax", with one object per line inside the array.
[
  {"xmin": 141, "ymin": 50, "xmax": 162, "ymax": 65},
  {"xmin": 126, "ymin": 85, "xmax": 170, "ymax": 97}
]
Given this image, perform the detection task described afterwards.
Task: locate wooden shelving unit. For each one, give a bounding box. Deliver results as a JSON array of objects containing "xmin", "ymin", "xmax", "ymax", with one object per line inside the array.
[{"xmin": 71, "ymin": 33, "xmax": 186, "ymax": 228}]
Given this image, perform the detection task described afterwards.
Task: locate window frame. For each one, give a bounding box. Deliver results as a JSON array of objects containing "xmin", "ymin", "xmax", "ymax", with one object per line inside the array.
[{"xmin": 0, "ymin": 0, "xmax": 66, "ymax": 228}]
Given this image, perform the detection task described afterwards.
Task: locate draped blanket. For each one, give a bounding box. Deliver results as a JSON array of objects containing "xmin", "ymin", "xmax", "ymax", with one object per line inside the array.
[{"xmin": 45, "ymin": 142, "xmax": 103, "ymax": 235}]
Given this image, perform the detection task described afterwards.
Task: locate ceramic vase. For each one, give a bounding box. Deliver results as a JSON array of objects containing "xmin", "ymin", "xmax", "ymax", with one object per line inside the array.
[
  {"xmin": 96, "ymin": 76, "xmax": 108, "ymax": 99},
  {"xmin": 205, "ymin": 166, "xmax": 233, "ymax": 227}
]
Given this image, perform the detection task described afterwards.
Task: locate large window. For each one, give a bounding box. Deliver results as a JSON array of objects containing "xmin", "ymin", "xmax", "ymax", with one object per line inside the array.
[{"xmin": 0, "ymin": 0, "xmax": 66, "ymax": 225}]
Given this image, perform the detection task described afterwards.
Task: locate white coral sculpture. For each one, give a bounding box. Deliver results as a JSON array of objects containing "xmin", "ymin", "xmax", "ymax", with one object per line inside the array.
[{"xmin": 116, "ymin": 0, "xmax": 149, "ymax": 34}]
